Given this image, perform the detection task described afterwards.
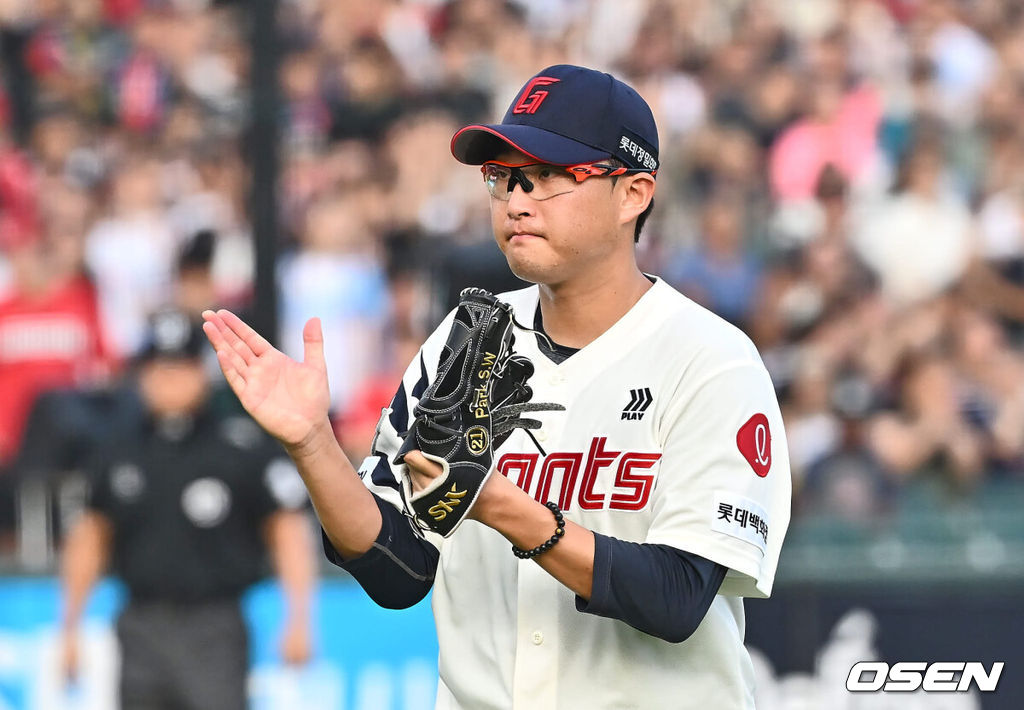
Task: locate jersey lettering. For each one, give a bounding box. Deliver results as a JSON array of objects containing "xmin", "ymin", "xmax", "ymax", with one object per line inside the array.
[
  {"xmin": 497, "ymin": 453, "xmax": 539, "ymax": 491},
  {"xmin": 578, "ymin": 437, "xmax": 620, "ymax": 510},
  {"xmin": 610, "ymin": 453, "xmax": 661, "ymax": 510},
  {"xmin": 496, "ymin": 438, "xmax": 661, "ymax": 513},
  {"xmin": 539, "ymin": 453, "xmax": 582, "ymax": 508}
]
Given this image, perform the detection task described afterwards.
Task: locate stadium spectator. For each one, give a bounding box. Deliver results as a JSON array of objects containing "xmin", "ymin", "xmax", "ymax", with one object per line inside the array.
[
  {"xmin": 852, "ymin": 142, "xmax": 974, "ymax": 307},
  {"xmin": 85, "ymin": 152, "xmax": 177, "ymax": 358},
  {"xmin": 666, "ymin": 191, "xmax": 763, "ymax": 328},
  {"xmin": 950, "ymin": 304, "xmax": 1024, "ymax": 473},
  {"xmin": 0, "ymin": 209, "xmax": 110, "ymax": 546},
  {"xmin": 969, "ymin": 180, "xmax": 1024, "ymax": 334},
  {"xmin": 769, "ymin": 72, "xmax": 883, "ymax": 202},
  {"xmin": 278, "ymin": 192, "xmax": 391, "ymax": 413},
  {"xmin": 866, "ymin": 352, "xmax": 986, "ymax": 487}
]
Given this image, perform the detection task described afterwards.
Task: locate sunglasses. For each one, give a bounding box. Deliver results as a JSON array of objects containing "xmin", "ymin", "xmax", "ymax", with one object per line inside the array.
[{"xmin": 481, "ymin": 161, "xmax": 655, "ymax": 201}]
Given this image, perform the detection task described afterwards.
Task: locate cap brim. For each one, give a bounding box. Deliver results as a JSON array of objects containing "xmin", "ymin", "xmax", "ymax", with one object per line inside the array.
[{"xmin": 451, "ymin": 124, "xmax": 610, "ymax": 166}]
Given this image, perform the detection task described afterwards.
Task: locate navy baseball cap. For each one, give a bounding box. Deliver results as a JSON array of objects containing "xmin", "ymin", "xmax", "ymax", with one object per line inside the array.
[{"xmin": 451, "ymin": 64, "xmax": 659, "ymax": 173}]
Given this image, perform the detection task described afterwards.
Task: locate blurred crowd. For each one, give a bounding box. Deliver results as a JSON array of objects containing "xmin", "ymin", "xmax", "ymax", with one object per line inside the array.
[{"xmin": 2, "ymin": 0, "xmax": 1024, "ymax": 540}]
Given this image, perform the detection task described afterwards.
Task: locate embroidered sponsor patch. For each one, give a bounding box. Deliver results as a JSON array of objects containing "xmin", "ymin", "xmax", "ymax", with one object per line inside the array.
[
  {"xmin": 711, "ymin": 491, "xmax": 769, "ymax": 554},
  {"xmin": 616, "ymin": 129, "xmax": 659, "ymax": 170},
  {"xmin": 736, "ymin": 413, "xmax": 772, "ymax": 477}
]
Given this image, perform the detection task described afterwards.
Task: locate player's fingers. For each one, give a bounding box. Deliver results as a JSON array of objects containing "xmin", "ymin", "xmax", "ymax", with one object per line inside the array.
[
  {"xmin": 215, "ymin": 348, "xmax": 248, "ymax": 393},
  {"xmin": 217, "ymin": 309, "xmax": 272, "ymax": 356},
  {"xmin": 203, "ymin": 311, "xmax": 258, "ymax": 365},
  {"xmin": 404, "ymin": 450, "xmax": 444, "ymax": 492},
  {"xmin": 223, "ymin": 367, "xmax": 247, "ymax": 396},
  {"xmin": 202, "ymin": 311, "xmax": 251, "ymax": 359},
  {"xmin": 201, "ymin": 318, "xmax": 229, "ymax": 351},
  {"xmin": 217, "ymin": 338, "xmax": 250, "ymax": 378},
  {"xmin": 302, "ymin": 317, "xmax": 326, "ymax": 372}
]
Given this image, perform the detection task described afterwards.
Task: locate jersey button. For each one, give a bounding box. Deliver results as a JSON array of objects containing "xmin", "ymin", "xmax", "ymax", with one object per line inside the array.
[
  {"xmin": 531, "ymin": 631, "xmax": 544, "ymax": 645},
  {"xmin": 535, "ymin": 430, "xmax": 547, "ymax": 442}
]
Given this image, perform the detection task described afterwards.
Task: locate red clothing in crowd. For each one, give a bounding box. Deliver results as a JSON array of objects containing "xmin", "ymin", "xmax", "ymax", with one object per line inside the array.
[
  {"xmin": 769, "ymin": 85, "xmax": 882, "ymax": 202},
  {"xmin": 0, "ymin": 275, "xmax": 112, "ymax": 464}
]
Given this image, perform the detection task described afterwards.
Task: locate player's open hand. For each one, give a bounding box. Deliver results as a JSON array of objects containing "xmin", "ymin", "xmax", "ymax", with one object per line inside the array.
[{"xmin": 202, "ymin": 310, "xmax": 330, "ymax": 447}]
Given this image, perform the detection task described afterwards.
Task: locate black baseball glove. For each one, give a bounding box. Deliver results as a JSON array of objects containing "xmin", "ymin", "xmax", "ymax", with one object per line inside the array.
[{"xmin": 395, "ymin": 288, "xmax": 564, "ymax": 536}]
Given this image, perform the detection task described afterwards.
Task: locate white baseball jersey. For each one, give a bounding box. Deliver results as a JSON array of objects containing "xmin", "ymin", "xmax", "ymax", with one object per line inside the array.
[{"xmin": 360, "ymin": 277, "xmax": 791, "ymax": 710}]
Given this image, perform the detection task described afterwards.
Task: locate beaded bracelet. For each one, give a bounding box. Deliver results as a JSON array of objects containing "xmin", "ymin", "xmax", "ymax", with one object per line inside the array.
[{"xmin": 512, "ymin": 502, "xmax": 566, "ymax": 559}]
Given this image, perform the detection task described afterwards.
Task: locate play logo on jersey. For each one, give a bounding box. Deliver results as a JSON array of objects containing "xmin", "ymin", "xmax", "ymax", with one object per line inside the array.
[
  {"xmin": 621, "ymin": 387, "xmax": 653, "ymax": 421},
  {"xmin": 736, "ymin": 413, "xmax": 771, "ymax": 477}
]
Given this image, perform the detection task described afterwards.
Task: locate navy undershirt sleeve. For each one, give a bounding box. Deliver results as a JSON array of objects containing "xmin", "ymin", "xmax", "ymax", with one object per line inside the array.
[
  {"xmin": 322, "ymin": 493, "xmax": 439, "ymax": 609},
  {"xmin": 576, "ymin": 533, "xmax": 728, "ymax": 643}
]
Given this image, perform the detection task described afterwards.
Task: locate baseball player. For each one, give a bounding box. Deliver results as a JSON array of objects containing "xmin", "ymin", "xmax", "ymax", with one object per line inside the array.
[{"xmin": 203, "ymin": 64, "xmax": 790, "ymax": 709}]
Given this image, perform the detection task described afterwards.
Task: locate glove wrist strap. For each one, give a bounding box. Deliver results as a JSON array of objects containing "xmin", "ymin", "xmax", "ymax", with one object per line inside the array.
[{"xmin": 512, "ymin": 502, "xmax": 566, "ymax": 559}]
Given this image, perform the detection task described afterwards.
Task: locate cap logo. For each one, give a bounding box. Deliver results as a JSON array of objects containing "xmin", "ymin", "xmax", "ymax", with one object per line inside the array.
[{"xmin": 513, "ymin": 76, "xmax": 560, "ymax": 115}]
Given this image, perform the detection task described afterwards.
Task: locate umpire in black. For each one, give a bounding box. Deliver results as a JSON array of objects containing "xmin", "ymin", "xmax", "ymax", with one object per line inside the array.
[{"xmin": 58, "ymin": 309, "xmax": 316, "ymax": 710}]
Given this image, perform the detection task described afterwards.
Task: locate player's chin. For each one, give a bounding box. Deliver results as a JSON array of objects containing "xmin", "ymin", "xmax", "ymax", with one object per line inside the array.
[{"xmin": 504, "ymin": 252, "xmax": 562, "ymax": 285}]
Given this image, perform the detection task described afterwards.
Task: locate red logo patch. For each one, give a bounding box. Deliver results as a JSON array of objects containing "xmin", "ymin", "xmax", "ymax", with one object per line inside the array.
[
  {"xmin": 736, "ymin": 414, "xmax": 771, "ymax": 477},
  {"xmin": 513, "ymin": 76, "xmax": 560, "ymax": 114}
]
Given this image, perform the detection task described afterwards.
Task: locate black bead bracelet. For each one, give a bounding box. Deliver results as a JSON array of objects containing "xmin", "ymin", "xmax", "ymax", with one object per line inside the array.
[{"xmin": 512, "ymin": 502, "xmax": 566, "ymax": 559}]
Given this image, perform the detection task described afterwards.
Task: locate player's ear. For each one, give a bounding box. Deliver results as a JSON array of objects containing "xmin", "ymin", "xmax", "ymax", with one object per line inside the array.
[{"xmin": 618, "ymin": 173, "xmax": 655, "ymax": 228}]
